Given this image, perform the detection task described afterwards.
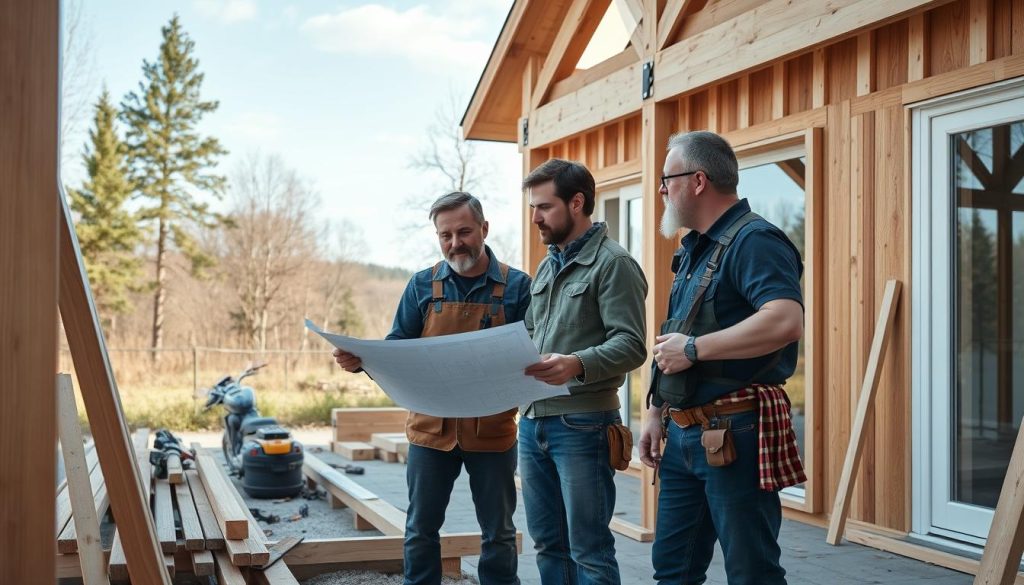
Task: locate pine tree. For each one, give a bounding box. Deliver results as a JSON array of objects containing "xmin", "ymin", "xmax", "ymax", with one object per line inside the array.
[
  {"xmin": 68, "ymin": 89, "xmax": 142, "ymax": 332},
  {"xmin": 121, "ymin": 15, "xmax": 226, "ymax": 357}
]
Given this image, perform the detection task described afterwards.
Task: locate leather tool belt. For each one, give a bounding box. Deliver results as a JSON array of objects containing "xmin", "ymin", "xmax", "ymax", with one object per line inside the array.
[{"xmin": 668, "ymin": 399, "xmax": 756, "ymax": 428}]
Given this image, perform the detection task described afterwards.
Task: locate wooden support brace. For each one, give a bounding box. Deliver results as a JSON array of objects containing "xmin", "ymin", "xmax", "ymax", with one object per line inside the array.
[
  {"xmin": 57, "ymin": 374, "xmax": 109, "ymax": 585},
  {"xmin": 195, "ymin": 449, "xmax": 249, "ymax": 540},
  {"xmin": 826, "ymin": 279, "xmax": 902, "ymax": 545}
]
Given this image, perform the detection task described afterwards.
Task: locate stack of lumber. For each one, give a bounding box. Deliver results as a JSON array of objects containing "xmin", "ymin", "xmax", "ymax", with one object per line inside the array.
[
  {"xmin": 369, "ymin": 432, "xmax": 410, "ymax": 463},
  {"xmin": 330, "ymin": 407, "xmax": 408, "ymax": 463},
  {"xmin": 56, "ymin": 429, "xmax": 299, "ymax": 584}
]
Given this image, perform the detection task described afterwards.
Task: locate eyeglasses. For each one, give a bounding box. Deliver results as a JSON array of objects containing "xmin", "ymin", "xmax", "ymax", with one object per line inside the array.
[{"xmin": 660, "ymin": 170, "xmax": 705, "ymax": 190}]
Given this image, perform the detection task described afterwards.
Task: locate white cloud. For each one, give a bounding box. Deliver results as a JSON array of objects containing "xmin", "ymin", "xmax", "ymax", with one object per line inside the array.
[
  {"xmin": 221, "ymin": 110, "xmax": 284, "ymax": 144},
  {"xmin": 194, "ymin": 0, "xmax": 257, "ymax": 24},
  {"xmin": 301, "ymin": 4, "xmax": 492, "ymax": 70}
]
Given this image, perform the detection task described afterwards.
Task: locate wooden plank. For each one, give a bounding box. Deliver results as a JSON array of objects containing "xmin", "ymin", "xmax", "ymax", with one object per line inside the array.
[
  {"xmin": 57, "ymin": 375, "xmax": 109, "ymax": 585},
  {"xmin": 969, "ymin": 0, "xmax": 992, "ymax": 65},
  {"xmin": 873, "ymin": 105, "xmax": 911, "ymax": 531},
  {"xmin": 849, "ymin": 112, "xmax": 877, "ymax": 524},
  {"xmin": 657, "ymin": 0, "xmax": 702, "ymax": 51},
  {"xmin": 969, "ymin": 425, "xmax": 1024, "ymax": 584},
  {"xmin": 531, "ymin": 0, "xmax": 612, "ymax": 110},
  {"xmin": 108, "ymin": 529, "xmax": 128, "ymax": 581},
  {"xmin": 1, "ymin": 0, "xmax": 60, "ymax": 579},
  {"xmin": 901, "ymin": 53, "xmax": 1024, "ymax": 104},
  {"xmin": 528, "ymin": 58, "xmax": 643, "ymax": 147},
  {"xmin": 214, "ymin": 549, "xmax": 248, "ymax": 585},
  {"xmin": 173, "ymin": 472, "xmax": 206, "ymax": 551},
  {"xmin": 332, "ymin": 407, "xmax": 408, "ymax": 442},
  {"xmin": 223, "ymin": 468, "xmax": 272, "ymax": 567},
  {"xmin": 639, "ymin": 98, "xmax": 678, "ymax": 532},
  {"xmin": 857, "ymin": 31, "xmax": 876, "ymax": 96},
  {"xmin": 282, "ymin": 532, "xmax": 502, "ymax": 565},
  {"xmin": 154, "ymin": 480, "xmax": 177, "ymax": 553},
  {"xmin": 772, "ymin": 61, "xmax": 787, "ymax": 119},
  {"xmin": 846, "ymin": 528, "xmax": 1024, "ymax": 583},
  {"xmin": 803, "ymin": 126, "xmax": 826, "ymax": 514},
  {"xmin": 908, "ymin": 12, "xmax": 929, "ymax": 81},
  {"xmin": 185, "ymin": 469, "xmax": 225, "ymax": 549},
  {"xmin": 57, "ymin": 461, "xmax": 110, "ymax": 553},
  {"xmin": 826, "ymin": 279, "xmax": 902, "ymax": 545},
  {"xmin": 60, "ymin": 196, "xmax": 171, "ymax": 585},
  {"xmin": 303, "ymin": 453, "xmax": 406, "ymax": 535},
  {"xmin": 57, "ymin": 444, "xmax": 101, "ymax": 540},
  {"xmin": 332, "ymin": 441, "xmax": 376, "ymax": 461},
  {"xmin": 813, "ymin": 48, "xmax": 828, "ymax": 107},
  {"xmin": 163, "ymin": 553, "xmax": 175, "ymax": 577},
  {"xmin": 194, "ymin": 449, "xmax": 249, "ymax": 540},
  {"xmin": 609, "ymin": 517, "xmax": 655, "ymax": 542},
  {"xmin": 166, "ymin": 454, "xmax": 183, "ymax": 485},
  {"xmin": 192, "ymin": 549, "xmax": 215, "ymax": 576},
  {"xmin": 654, "ymin": 0, "xmax": 953, "ymax": 101},
  {"xmin": 461, "ymin": 0, "xmax": 530, "ymax": 140}
]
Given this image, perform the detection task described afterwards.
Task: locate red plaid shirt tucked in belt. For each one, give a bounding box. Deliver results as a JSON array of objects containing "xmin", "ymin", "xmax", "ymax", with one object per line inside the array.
[{"xmin": 712, "ymin": 384, "xmax": 806, "ymax": 491}]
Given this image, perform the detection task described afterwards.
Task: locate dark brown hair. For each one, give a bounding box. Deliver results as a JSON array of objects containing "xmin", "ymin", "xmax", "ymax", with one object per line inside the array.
[{"xmin": 521, "ymin": 158, "xmax": 596, "ymax": 216}]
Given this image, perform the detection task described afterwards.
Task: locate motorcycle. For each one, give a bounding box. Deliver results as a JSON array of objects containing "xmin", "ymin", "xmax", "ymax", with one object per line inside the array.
[{"xmin": 203, "ymin": 362, "xmax": 304, "ymax": 498}]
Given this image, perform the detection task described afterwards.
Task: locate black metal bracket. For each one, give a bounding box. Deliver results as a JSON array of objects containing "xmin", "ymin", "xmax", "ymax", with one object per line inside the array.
[
  {"xmin": 521, "ymin": 117, "xmax": 529, "ymax": 147},
  {"xmin": 642, "ymin": 60, "xmax": 654, "ymax": 100}
]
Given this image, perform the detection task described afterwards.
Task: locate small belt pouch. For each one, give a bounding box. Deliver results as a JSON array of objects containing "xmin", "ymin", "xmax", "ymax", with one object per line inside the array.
[
  {"xmin": 701, "ymin": 419, "xmax": 736, "ymax": 467},
  {"xmin": 607, "ymin": 423, "xmax": 633, "ymax": 471}
]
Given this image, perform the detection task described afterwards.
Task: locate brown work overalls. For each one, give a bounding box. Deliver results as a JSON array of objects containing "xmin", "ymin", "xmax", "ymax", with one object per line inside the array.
[{"xmin": 404, "ymin": 261, "xmax": 519, "ymax": 452}]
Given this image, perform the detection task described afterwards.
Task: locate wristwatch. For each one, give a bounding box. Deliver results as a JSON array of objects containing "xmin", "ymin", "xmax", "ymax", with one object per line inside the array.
[{"xmin": 684, "ymin": 336, "xmax": 699, "ymax": 362}]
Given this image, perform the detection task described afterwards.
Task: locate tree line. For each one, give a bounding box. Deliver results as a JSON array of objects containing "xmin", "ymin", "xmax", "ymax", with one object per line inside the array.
[{"xmin": 68, "ymin": 16, "xmax": 375, "ymax": 358}]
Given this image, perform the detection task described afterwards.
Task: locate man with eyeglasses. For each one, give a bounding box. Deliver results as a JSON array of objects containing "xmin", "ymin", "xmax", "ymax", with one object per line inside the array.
[{"xmin": 639, "ymin": 131, "xmax": 806, "ymax": 585}]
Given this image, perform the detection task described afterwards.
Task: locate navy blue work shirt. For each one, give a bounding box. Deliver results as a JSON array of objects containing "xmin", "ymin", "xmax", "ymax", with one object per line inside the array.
[
  {"xmin": 654, "ymin": 199, "xmax": 804, "ymax": 406},
  {"xmin": 386, "ymin": 245, "xmax": 532, "ymax": 340}
]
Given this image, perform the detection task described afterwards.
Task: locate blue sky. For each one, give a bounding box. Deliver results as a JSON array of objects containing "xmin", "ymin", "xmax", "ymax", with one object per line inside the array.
[{"xmin": 61, "ymin": 0, "xmax": 522, "ymax": 270}]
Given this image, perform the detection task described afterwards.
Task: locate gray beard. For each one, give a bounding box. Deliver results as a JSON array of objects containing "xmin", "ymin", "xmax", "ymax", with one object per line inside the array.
[
  {"xmin": 660, "ymin": 198, "xmax": 684, "ymax": 238},
  {"xmin": 446, "ymin": 250, "xmax": 481, "ymax": 274}
]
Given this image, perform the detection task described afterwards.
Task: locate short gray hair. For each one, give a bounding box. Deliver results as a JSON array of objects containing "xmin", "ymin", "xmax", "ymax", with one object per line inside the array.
[
  {"xmin": 428, "ymin": 191, "xmax": 485, "ymax": 225},
  {"xmin": 666, "ymin": 131, "xmax": 739, "ymax": 193}
]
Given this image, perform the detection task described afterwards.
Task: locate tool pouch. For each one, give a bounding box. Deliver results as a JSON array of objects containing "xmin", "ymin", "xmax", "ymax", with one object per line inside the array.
[
  {"xmin": 607, "ymin": 423, "xmax": 634, "ymax": 471},
  {"xmin": 701, "ymin": 419, "xmax": 736, "ymax": 467}
]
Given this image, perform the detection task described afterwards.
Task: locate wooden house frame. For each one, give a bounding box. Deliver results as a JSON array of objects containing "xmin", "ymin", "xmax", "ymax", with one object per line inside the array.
[{"xmin": 463, "ymin": 0, "xmax": 1024, "ymax": 569}]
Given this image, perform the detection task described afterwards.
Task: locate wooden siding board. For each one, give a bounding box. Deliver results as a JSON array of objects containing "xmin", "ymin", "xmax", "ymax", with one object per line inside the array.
[
  {"xmin": 875, "ymin": 20, "xmax": 910, "ymax": 91},
  {"xmin": 929, "ymin": 0, "xmax": 971, "ymax": 75},
  {"xmin": 829, "ymin": 38, "xmax": 860, "ymax": 104}
]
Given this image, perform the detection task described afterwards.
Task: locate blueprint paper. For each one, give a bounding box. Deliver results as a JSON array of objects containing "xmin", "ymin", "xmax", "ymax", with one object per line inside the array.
[{"xmin": 306, "ymin": 319, "xmax": 569, "ymax": 417}]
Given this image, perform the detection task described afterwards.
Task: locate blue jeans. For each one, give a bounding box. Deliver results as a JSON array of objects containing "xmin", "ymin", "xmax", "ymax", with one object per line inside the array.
[
  {"xmin": 519, "ymin": 409, "xmax": 621, "ymax": 585},
  {"xmin": 652, "ymin": 409, "xmax": 786, "ymax": 585},
  {"xmin": 404, "ymin": 443, "xmax": 519, "ymax": 585}
]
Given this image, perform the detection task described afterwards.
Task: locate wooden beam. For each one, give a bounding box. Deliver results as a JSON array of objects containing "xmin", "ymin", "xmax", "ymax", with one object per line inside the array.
[
  {"xmin": 738, "ymin": 75, "xmax": 751, "ymax": 128},
  {"xmin": 609, "ymin": 517, "xmax": 655, "ymax": 542},
  {"xmin": 462, "ymin": 0, "xmax": 531, "ymax": 140},
  {"xmin": 772, "ymin": 61, "xmax": 788, "ymax": 118},
  {"xmin": 640, "ymin": 97, "xmax": 678, "ymax": 533},
  {"xmin": 214, "ymin": 550, "xmax": 247, "ymax": 585},
  {"xmin": 57, "ymin": 459, "xmax": 110, "ymax": 553},
  {"xmin": 173, "ymin": 474, "xmax": 206, "ymax": 551},
  {"xmin": 0, "ymin": 0, "xmax": 60, "ymax": 579},
  {"xmin": 282, "ymin": 533, "xmax": 496, "ymax": 565},
  {"xmin": 776, "ymin": 159, "xmax": 806, "ymax": 189},
  {"xmin": 857, "ymin": 31, "xmax": 876, "ymax": 96},
  {"xmin": 58, "ymin": 375, "xmax": 109, "ymax": 585},
  {"xmin": 302, "ymin": 454, "xmax": 406, "ymax": 535},
  {"xmin": 908, "ymin": 12, "xmax": 929, "ymax": 81},
  {"xmin": 657, "ymin": 0, "xmax": 702, "ymax": 51},
  {"xmin": 812, "ymin": 48, "xmax": 828, "ymax": 107},
  {"xmin": 57, "ymin": 445, "xmax": 101, "ymax": 544},
  {"xmin": 901, "ymin": 53, "xmax": 1024, "ymax": 104},
  {"xmin": 185, "ymin": 469, "xmax": 225, "ymax": 549},
  {"xmin": 969, "ymin": 0, "xmax": 993, "ymax": 65},
  {"xmin": 531, "ymin": 0, "xmax": 612, "ymax": 110},
  {"xmin": 154, "ymin": 480, "xmax": 177, "ymax": 553},
  {"xmin": 654, "ymin": 0, "xmax": 954, "ymax": 101},
  {"xmin": 60, "ymin": 193, "xmax": 170, "ymax": 584},
  {"xmin": 803, "ymin": 126, "xmax": 826, "ymax": 514},
  {"xmin": 529, "ymin": 58, "xmax": 643, "ymax": 146},
  {"xmin": 195, "ymin": 450, "xmax": 249, "ymax": 540},
  {"xmin": 826, "ymin": 280, "xmax": 903, "ymax": 545},
  {"xmin": 975, "ymin": 416, "xmax": 1024, "ymax": 584}
]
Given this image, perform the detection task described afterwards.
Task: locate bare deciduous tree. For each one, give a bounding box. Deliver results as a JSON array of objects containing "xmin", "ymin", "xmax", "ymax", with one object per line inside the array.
[
  {"xmin": 60, "ymin": 0, "xmax": 97, "ymax": 175},
  {"xmin": 219, "ymin": 153, "xmax": 321, "ymax": 351}
]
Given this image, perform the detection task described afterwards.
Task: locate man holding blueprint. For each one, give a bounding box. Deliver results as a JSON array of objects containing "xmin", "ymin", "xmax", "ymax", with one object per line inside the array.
[{"xmin": 332, "ymin": 192, "xmax": 531, "ymax": 585}]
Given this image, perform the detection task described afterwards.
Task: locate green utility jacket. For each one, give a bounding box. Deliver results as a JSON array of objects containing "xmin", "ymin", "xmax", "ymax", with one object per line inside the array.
[{"xmin": 524, "ymin": 224, "xmax": 648, "ymax": 417}]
